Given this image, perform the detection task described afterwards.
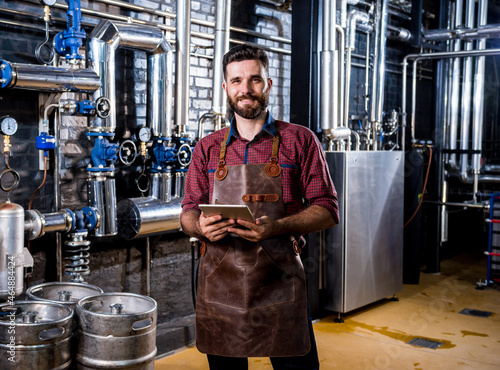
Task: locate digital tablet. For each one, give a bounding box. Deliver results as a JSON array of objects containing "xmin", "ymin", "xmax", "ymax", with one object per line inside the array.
[{"xmin": 199, "ymin": 204, "xmax": 255, "ymax": 222}]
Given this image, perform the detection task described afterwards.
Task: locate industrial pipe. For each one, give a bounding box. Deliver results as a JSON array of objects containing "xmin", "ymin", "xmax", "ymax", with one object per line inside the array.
[
  {"xmin": 175, "ymin": 0, "xmax": 191, "ymax": 136},
  {"xmin": 117, "ymin": 196, "xmax": 182, "ymax": 240},
  {"xmin": 344, "ymin": 10, "xmax": 370, "ymax": 128},
  {"xmin": 212, "ymin": 0, "xmax": 231, "ymax": 116},
  {"xmin": 370, "ymin": 0, "xmax": 389, "ymax": 151},
  {"xmin": 459, "ymin": 0, "xmax": 475, "ymax": 183},
  {"xmin": 320, "ymin": 0, "xmax": 338, "ymax": 137},
  {"xmin": 0, "ymin": 61, "xmax": 100, "ymax": 92},
  {"xmin": 401, "ymin": 48, "xmax": 500, "ymax": 152},
  {"xmin": 89, "ymin": 20, "xmax": 173, "ymax": 135}
]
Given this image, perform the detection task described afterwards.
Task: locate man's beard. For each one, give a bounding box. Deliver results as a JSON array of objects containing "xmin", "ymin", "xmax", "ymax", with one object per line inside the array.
[{"xmin": 227, "ymin": 93, "xmax": 269, "ymax": 119}]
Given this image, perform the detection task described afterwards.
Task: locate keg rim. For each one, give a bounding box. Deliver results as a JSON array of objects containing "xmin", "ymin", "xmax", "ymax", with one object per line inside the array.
[
  {"xmin": 77, "ymin": 292, "xmax": 157, "ymax": 316},
  {"xmin": 26, "ymin": 281, "xmax": 104, "ymax": 305},
  {"xmin": 0, "ymin": 300, "xmax": 74, "ymax": 327}
]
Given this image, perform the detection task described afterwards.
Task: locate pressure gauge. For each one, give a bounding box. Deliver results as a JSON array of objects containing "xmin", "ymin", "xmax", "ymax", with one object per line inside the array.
[
  {"xmin": 39, "ymin": 0, "xmax": 57, "ymax": 6},
  {"xmin": 138, "ymin": 127, "xmax": 152, "ymax": 142},
  {"xmin": 0, "ymin": 116, "xmax": 18, "ymax": 136}
]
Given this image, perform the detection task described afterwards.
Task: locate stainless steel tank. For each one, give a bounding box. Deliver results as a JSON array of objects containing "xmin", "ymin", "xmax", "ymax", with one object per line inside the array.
[
  {"xmin": 0, "ymin": 300, "xmax": 74, "ymax": 369},
  {"xmin": 76, "ymin": 292, "xmax": 157, "ymax": 369},
  {"xmin": 0, "ymin": 202, "xmax": 29, "ymax": 300}
]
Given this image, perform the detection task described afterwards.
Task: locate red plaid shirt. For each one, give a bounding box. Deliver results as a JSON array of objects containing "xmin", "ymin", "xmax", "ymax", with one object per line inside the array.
[{"xmin": 181, "ymin": 113, "xmax": 339, "ymax": 223}]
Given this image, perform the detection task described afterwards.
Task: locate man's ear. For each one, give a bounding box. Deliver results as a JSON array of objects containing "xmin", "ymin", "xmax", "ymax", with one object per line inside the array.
[
  {"xmin": 222, "ymin": 81, "xmax": 227, "ymax": 92},
  {"xmin": 267, "ymin": 78, "xmax": 273, "ymax": 91}
]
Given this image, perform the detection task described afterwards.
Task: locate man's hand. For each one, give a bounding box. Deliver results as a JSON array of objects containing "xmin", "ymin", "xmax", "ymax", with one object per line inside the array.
[
  {"xmin": 227, "ymin": 216, "xmax": 279, "ymax": 242},
  {"xmin": 200, "ymin": 213, "xmax": 236, "ymax": 242}
]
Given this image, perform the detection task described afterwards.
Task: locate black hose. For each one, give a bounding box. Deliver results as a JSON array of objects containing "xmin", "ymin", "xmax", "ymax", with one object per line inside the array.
[{"xmin": 35, "ymin": 20, "xmax": 55, "ymax": 65}]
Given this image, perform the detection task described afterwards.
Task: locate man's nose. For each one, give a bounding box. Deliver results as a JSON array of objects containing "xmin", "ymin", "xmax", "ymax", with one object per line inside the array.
[{"xmin": 239, "ymin": 80, "xmax": 253, "ymax": 95}]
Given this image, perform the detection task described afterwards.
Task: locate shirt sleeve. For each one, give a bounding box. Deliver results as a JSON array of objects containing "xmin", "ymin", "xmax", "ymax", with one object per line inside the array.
[
  {"xmin": 181, "ymin": 140, "xmax": 210, "ymax": 215},
  {"xmin": 299, "ymin": 130, "xmax": 339, "ymax": 224}
]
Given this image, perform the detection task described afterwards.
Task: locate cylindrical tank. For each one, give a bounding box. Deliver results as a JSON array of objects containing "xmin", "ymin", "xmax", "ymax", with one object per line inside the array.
[
  {"xmin": 0, "ymin": 202, "xmax": 25, "ymax": 300},
  {"xmin": 76, "ymin": 293, "xmax": 157, "ymax": 369},
  {"xmin": 117, "ymin": 196, "xmax": 181, "ymax": 239},
  {"xmin": 0, "ymin": 300, "xmax": 74, "ymax": 370}
]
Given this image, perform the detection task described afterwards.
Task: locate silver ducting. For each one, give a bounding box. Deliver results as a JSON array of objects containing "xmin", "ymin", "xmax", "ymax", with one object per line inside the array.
[
  {"xmin": 89, "ymin": 20, "xmax": 173, "ymax": 134},
  {"xmin": 175, "ymin": 0, "xmax": 191, "ymax": 135},
  {"xmin": 117, "ymin": 197, "xmax": 182, "ymax": 239},
  {"xmin": 88, "ymin": 175, "xmax": 117, "ymax": 237},
  {"xmin": 24, "ymin": 209, "xmax": 73, "ymax": 240},
  {"xmin": 459, "ymin": 0, "xmax": 475, "ymax": 183},
  {"xmin": 212, "ymin": 0, "xmax": 231, "ymax": 116},
  {"xmin": 150, "ymin": 172, "xmax": 173, "ymax": 202},
  {"xmin": 370, "ymin": 0, "xmax": 389, "ymax": 151},
  {"xmin": 0, "ymin": 61, "xmax": 100, "ymax": 92},
  {"xmin": 320, "ymin": 0, "xmax": 339, "ymax": 138},
  {"xmin": 344, "ymin": 10, "xmax": 370, "ymax": 129}
]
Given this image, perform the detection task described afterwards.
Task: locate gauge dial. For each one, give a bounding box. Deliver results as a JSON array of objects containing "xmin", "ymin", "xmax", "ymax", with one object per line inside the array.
[
  {"xmin": 138, "ymin": 127, "xmax": 152, "ymax": 142},
  {"xmin": 40, "ymin": 0, "xmax": 57, "ymax": 6},
  {"xmin": 0, "ymin": 116, "xmax": 18, "ymax": 136}
]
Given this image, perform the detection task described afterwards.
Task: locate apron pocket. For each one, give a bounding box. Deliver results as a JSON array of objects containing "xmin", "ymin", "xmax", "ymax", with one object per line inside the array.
[{"xmin": 205, "ymin": 244, "xmax": 295, "ymax": 309}]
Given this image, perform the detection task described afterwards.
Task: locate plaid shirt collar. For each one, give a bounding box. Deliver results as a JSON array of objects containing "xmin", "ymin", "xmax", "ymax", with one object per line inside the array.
[{"xmin": 226, "ymin": 112, "xmax": 278, "ymax": 145}]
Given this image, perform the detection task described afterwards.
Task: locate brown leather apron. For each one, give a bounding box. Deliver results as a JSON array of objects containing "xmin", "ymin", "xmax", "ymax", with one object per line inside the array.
[{"xmin": 195, "ymin": 127, "xmax": 310, "ymax": 357}]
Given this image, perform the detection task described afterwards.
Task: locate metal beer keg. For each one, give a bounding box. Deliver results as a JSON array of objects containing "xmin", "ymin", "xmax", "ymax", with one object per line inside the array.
[{"xmin": 76, "ymin": 292, "xmax": 157, "ymax": 369}]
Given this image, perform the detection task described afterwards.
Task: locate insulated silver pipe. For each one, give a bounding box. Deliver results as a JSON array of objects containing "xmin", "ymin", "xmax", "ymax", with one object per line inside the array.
[
  {"xmin": 0, "ymin": 61, "xmax": 100, "ymax": 92},
  {"xmin": 449, "ymin": 0, "xmax": 463, "ymax": 171},
  {"xmin": 402, "ymin": 48, "xmax": 500, "ymax": 151},
  {"xmin": 423, "ymin": 24, "xmax": 500, "ymax": 41},
  {"xmin": 320, "ymin": 0, "xmax": 338, "ymax": 137},
  {"xmin": 149, "ymin": 50, "xmax": 174, "ymax": 138},
  {"xmin": 212, "ymin": 0, "xmax": 231, "ymax": 116},
  {"xmin": 459, "ymin": 0, "xmax": 475, "ymax": 182},
  {"xmin": 89, "ymin": 20, "xmax": 173, "ymax": 134},
  {"xmin": 370, "ymin": 0, "xmax": 389, "ymax": 151},
  {"xmin": 176, "ymin": 0, "xmax": 191, "ymax": 136},
  {"xmin": 471, "ymin": 0, "xmax": 488, "ymax": 197},
  {"xmin": 344, "ymin": 10, "xmax": 370, "ymax": 127}
]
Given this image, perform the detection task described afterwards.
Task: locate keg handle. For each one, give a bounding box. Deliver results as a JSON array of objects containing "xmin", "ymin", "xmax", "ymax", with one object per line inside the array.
[
  {"xmin": 82, "ymin": 299, "xmax": 103, "ymax": 311},
  {"xmin": 132, "ymin": 317, "xmax": 153, "ymax": 331},
  {"xmin": 39, "ymin": 327, "xmax": 66, "ymax": 341}
]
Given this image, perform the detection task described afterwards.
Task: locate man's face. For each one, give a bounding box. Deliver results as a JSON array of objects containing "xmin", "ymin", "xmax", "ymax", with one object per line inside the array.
[{"xmin": 223, "ymin": 59, "xmax": 272, "ymax": 120}]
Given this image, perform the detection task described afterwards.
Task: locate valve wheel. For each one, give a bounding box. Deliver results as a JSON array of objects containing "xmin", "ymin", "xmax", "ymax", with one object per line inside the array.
[
  {"xmin": 118, "ymin": 140, "xmax": 138, "ymax": 166},
  {"xmin": 177, "ymin": 143, "xmax": 192, "ymax": 167},
  {"xmin": 95, "ymin": 97, "xmax": 111, "ymax": 119}
]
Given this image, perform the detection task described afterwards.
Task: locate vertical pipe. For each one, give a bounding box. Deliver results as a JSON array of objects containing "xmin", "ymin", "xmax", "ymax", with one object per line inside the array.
[
  {"xmin": 459, "ymin": 0, "xmax": 475, "ymax": 182},
  {"xmin": 448, "ymin": 0, "xmax": 463, "ymax": 171},
  {"xmin": 90, "ymin": 36, "xmax": 118, "ymax": 132},
  {"xmin": 411, "ymin": 61, "xmax": 417, "ymax": 143},
  {"xmin": 53, "ymin": 109, "xmax": 63, "ymax": 281},
  {"xmin": 320, "ymin": 0, "xmax": 338, "ymax": 136},
  {"xmin": 149, "ymin": 50, "xmax": 173, "ymax": 138},
  {"xmin": 212, "ymin": 0, "xmax": 231, "ymax": 116},
  {"xmin": 175, "ymin": 0, "xmax": 191, "ymax": 136},
  {"xmin": 370, "ymin": 0, "xmax": 389, "ymax": 151},
  {"xmin": 472, "ymin": 0, "xmax": 488, "ymax": 199},
  {"xmin": 337, "ymin": 25, "xmax": 345, "ymax": 130}
]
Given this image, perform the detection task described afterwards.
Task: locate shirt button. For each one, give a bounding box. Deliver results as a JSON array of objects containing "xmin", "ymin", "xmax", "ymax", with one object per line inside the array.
[{"xmin": 247, "ymin": 144, "xmax": 251, "ymax": 148}]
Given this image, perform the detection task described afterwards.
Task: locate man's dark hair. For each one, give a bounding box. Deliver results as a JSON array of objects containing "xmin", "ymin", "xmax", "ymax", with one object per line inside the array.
[{"xmin": 222, "ymin": 44, "xmax": 269, "ymax": 81}]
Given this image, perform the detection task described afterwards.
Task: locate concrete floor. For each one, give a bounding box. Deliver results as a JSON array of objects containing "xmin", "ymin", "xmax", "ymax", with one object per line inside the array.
[{"xmin": 155, "ymin": 253, "xmax": 500, "ymax": 369}]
